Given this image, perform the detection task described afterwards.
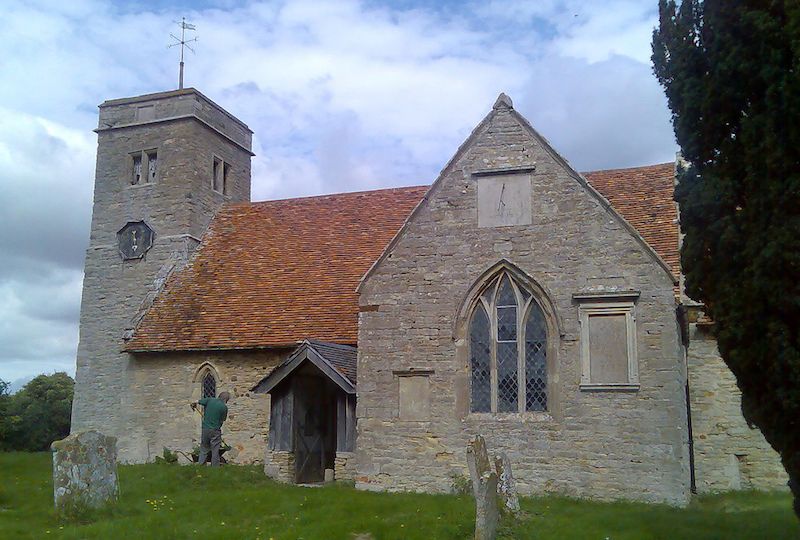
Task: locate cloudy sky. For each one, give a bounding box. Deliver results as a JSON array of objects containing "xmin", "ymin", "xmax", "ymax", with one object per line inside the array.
[{"xmin": 0, "ymin": 0, "xmax": 676, "ymax": 385}]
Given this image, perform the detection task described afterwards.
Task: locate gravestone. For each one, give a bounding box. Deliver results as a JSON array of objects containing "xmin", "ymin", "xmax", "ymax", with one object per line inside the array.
[
  {"xmin": 494, "ymin": 452, "xmax": 520, "ymax": 515},
  {"xmin": 467, "ymin": 435, "xmax": 499, "ymax": 540},
  {"xmin": 51, "ymin": 431, "xmax": 119, "ymax": 512}
]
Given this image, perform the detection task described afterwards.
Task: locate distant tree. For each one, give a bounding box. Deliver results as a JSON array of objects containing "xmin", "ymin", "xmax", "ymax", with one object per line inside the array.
[
  {"xmin": 1, "ymin": 373, "xmax": 74, "ymax": 452},
  {"xmin": 653, "ymin": 0, "xmax": 800, "ymax": 516},
  {"xmin": 0, "ymin": 379, "xmax": 9, "ymax": 447}
]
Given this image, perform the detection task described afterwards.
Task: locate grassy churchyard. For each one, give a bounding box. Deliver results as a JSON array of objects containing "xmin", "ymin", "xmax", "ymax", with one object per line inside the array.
[{"xmin": 0, "ymin": 452, "xmax": 797, "ymax": 539}]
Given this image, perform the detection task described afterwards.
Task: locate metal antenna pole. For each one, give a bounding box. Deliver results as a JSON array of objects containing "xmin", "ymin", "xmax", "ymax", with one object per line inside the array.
[{"xmin": 169, "ymin": 18, "xmax": 197, "ymax": 90}]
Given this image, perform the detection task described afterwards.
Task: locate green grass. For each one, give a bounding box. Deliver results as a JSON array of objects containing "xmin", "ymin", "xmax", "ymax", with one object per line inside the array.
[{"xmin": 0, "ymin": 452, "xmax": 797, "ymax": 539}]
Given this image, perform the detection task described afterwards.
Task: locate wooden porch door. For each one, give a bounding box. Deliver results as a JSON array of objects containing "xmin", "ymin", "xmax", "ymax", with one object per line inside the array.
[{"xmin": 294, "ymin": 376, "xmax": 327, "ymax": 483}]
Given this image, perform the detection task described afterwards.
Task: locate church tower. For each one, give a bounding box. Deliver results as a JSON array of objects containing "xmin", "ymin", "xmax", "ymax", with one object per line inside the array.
[{"xmin": 71, "ymin": 89, "xmax": 253, "ymax": 460}]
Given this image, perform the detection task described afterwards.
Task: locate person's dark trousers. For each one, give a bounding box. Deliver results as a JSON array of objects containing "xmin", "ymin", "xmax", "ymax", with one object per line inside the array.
[{"xmin": 198, "ymin": 428, "xmax": 222, "ymax": 466}]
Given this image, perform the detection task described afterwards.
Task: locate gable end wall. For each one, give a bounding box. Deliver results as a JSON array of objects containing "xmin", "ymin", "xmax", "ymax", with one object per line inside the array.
[{"xmin": 356, "ymin": 106, "xmax": 690, "ymax": 505}]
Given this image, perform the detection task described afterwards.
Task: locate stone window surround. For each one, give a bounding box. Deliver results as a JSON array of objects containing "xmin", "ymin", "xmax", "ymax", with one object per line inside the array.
[
  {"xmin": 193, "ymin": 361, "xmax": 222, "ymax": 399},
  {"xmin": 454, "ymin": 261, "xmax": 562, "ymax": 421},
  {"xmin": 470, "ymin": 273, "xmax": 549, "ymax": 413},
  {"xmin": 575, "ymin": 291, "xmax": 640, "ymax": 391},
  {"xmin": 129, "ymin": 148, "xmax": 158, "ymax": 185}
]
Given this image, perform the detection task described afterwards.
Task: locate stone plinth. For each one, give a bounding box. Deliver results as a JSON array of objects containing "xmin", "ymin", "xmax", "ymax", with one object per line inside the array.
[
  {"xmin": 51, "ymin": 431, "xmax": 119, "ymax": 511},
  {"xmin": 335, "ymin": 451, "xmax": 356, "ymax": 481},
  {"xmin": 264, "ymin": 450, "xmax": 295, "ymax": 483}
]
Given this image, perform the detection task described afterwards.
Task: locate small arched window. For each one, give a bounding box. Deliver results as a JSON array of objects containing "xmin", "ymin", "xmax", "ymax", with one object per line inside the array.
[
  {"xmin": 470, "ymin": 272, "xmax": 547, "ymax": 413},
  {"xmin": 201, "ymin": 371, "xmax": 217, "ymax": 399}
]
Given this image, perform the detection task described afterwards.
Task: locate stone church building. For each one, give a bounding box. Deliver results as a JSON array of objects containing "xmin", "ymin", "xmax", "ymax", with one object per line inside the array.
[{"xmin": 71, "ymin": 88, "xmax": 786, "ymax": 505}]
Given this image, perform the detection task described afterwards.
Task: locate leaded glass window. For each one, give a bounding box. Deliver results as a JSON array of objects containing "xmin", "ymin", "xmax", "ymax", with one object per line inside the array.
[
  {"xmin": 202, "ymin": 372, "xmax": 217, "ymax": 399},
  {"xmin": 470, "ymin": 305, "xmax": 491, "ymax": 412},
  {"xmin": 468, "ymin": 272, "xmax": 548, "ymax": 413}
]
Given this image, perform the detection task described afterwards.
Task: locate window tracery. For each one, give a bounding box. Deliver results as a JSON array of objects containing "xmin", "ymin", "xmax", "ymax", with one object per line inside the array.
[{"xmin": 469, "ymin": 272, "xmax": 548, "ymax": 413}]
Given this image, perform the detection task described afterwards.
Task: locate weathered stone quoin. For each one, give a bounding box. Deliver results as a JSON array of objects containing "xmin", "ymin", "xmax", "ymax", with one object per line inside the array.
[{"xmin": 52, "ymin": 431, "xmax": 119, "ymax": 511}]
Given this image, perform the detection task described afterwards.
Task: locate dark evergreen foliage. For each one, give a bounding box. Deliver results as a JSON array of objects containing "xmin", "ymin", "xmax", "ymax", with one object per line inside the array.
[
  {"xmin": 0, "ymin": 372, "xmax": 74, "ymax": 451},
  {"xmin": 653, "ymin": 0, "xmax": 800, "ymax": 516}
]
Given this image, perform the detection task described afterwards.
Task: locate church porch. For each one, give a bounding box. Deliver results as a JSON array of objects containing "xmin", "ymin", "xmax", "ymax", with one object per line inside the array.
[{"xmin": 253, "ymin": 340, "xmax": 357, "ymax": 484}]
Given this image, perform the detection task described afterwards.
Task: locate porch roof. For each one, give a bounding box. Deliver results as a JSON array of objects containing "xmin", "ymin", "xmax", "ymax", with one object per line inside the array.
[{"xmin": 252, "ymin": 340, "xmax": 357, "ymax": 395}]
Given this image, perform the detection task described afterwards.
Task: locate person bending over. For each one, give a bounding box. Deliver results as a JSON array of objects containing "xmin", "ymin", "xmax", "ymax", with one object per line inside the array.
[{"xmin": 191, "ymin": 391, "xmax": 230, "ymax": 466}]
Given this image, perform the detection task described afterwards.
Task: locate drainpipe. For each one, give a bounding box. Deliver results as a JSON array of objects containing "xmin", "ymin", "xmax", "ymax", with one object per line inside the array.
[{"xmin": 677, "ymin": 304, "xmax": 697, "ymax": 494}]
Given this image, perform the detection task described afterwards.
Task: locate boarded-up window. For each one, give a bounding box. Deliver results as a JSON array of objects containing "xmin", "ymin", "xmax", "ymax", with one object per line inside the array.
[
  {"xmin": 398, "ymin": 375, "xmax": 430, "ymax": 420},
  {"xmin": 578, "ymin": 299, "xmax": 639, "ymax": 390},
  {"xmin": 588, "ymin": 315, "xmax": 629, "ymax": 383}
]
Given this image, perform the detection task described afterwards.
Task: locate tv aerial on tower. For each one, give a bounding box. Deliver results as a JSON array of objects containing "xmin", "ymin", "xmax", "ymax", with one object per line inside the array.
[{"xmin": 169, "ymin": 18, "xmax": 198, "ymax": 90}]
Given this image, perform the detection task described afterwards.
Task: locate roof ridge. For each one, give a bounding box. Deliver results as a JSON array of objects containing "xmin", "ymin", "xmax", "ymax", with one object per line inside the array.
[
  {"xmin": 306, "ymin": 339, "xmax": 358, "ymax": 351},
  {"xmin": 228, "ymin": 164, "xmax": 672, "ymax": 211},
  {"xmin": 243, "ymin": 185, "xmax": 430, "ymax": 208},
  {"xmin": 582, "ymin": 162, "xmax": 673, "ymax": 175}
]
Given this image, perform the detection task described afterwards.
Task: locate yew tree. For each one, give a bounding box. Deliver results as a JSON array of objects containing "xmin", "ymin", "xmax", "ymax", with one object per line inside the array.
[{"xmin": 652, "ymin": 0, "xmax": 800, "ymax": 515}]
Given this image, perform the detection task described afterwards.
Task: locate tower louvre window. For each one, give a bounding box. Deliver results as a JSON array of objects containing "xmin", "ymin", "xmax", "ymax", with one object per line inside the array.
[
  {"xmin": 147, "ymin": 151, "xmax": 157, "ymax": 183},
  {"xmin": 212, "ymin": 156, "xmax": 231, "ymax": 195},
  {"xmin": 132, "ymin": 154, "xmax": 142, "ymax": 185},
  {"xmin": 131, "ymin": 149, "xmax": 157, "ymax": 185}
]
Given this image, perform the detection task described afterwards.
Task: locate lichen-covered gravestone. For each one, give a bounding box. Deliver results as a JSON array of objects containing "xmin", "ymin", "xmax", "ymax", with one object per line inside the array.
[
  {"xmin": 51, "ymin": 431, "xmax": 119, "ymax": 513},
  {"xmin": 467, "ymin": 435, "xmax": 499, "ymax": 540},
  {"xmin": 494, "ymin": 452, "xmax": 520, "ymax": 516}
]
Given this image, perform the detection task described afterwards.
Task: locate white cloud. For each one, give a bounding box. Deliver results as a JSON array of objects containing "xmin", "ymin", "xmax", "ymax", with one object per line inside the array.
[{"xmin": 0, "ymin": 0, "xmax": 676, "ymax": 381}]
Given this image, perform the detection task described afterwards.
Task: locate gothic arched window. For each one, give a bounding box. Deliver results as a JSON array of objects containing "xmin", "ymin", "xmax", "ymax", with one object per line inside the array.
[
  {"xmin": 469, "ymin": 272, "xmax": 548, "ymax": 413},
  {"xmin": 201, "ymin": 371, "xmax": 217, "ymax": 399}
]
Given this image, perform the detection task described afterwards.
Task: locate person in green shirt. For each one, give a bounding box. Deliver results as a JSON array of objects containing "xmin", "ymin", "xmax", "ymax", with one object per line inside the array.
[{"xmin": 191, "ymin": 391, "xmax": 230, "ymax": 466}]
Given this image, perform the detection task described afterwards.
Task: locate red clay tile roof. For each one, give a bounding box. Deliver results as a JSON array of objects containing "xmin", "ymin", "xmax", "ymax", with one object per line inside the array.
[
  {"xmin": 584, "ymin": 162, "xmax": 680, "ymax": 277},
  {"xmin": 126, "ymin": 163, "xmax": 679, "ymax": 352},
  {"xmin": 125, "ymin": 186, "xmax": 429, "ymax": 352}
]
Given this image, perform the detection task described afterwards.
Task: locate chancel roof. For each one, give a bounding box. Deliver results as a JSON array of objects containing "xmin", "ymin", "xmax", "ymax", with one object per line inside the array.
[
  {"xmin": 583, "ymin": 162, "xmax": 680, "ymax": 277},
  {"xmin": 125, "ymin": 163, "xmax": 679, "ymax": 353}
]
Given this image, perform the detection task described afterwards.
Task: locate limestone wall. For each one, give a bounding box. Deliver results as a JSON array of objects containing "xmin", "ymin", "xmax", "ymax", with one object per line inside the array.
[
  {"xmin": 688, "ymin": 323, "xmax": 788, "ymax": 492},
  {"xmin": 356, "ymin": 103, "xmax": 690, "ymax": 505},
  {"xmin": 120, "ymin": 349, "xmax": 285, "ymax": 463}
]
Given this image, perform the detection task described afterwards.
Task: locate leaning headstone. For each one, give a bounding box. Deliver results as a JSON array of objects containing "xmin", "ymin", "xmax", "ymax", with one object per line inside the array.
[
  {"xmin": 467, "ymin": 435, "xmax": 499, "ymax": 540},
  {"xmin": 51, "ymin": 431, "xmax": 119, "ymax": 513},
  {"xmin": 494, "ymin": 452, "xmax": 520, "ymax": 516}
]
